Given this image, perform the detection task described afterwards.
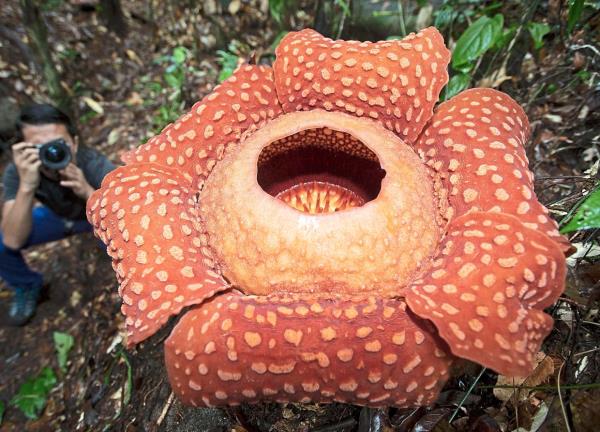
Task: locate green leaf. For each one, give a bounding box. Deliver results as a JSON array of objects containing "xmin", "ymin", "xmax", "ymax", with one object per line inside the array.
[
  {"xmin": 0, "ymin": 400, "xmax": 5, "ymax": 425},
  {"xmin": 494, "ymin": 25, "xmax": 517, "ymax": 50},
  {"xmin": 567, "ymin": 0, "xmax": 585, "ymax": 34},
  {"xmin": 172, "ymin": 46, "xmax": 187, "ymax": 65},
  {"xmin": 164, "ymin": 73, "xmax": 181, "ymax": 88},
  {"xmin": 490, "ymin": 13, "xmax": 504, "ymax": 34},
  {"xmin": 577, "ymin": 69, "xmax": 591, "ymax": 82},
  {"xmin": 216, "ymin": 50, "xmax": 240, "ymax": 83},
  {"xmin": 434, "ymin": 4, "xmax": 458, "ymax": 29},
  {"xmin": 545, "ymin": 83, "xmax": 558, "ymax": 94},
  {"xmin": 118, "ymin": 351, "xmax": 133, "ymax": 406},
  {"xmin": 528, "ymin": 22, "xmax": 551, "ymax": 49},
  {"xmin": 442, "ymin": 73, "xmax": 471, "ymax": 101},
  {"xmin": 147, "ymin": 81, "xmax": 162, "ymax": 93},
  {"xmin": 53, "ymin": 332, "xmax": 74, "ymax": 373},
  {"xmin": 270, "ymin": 31, "xmax": 289, "ymax": 51},
  {"xmin": 10, "ymin": 367, "xmax": 57, "ymax": 420},
  {"xmin": 452, "ymin": 14, "xmax": 504, "ymax": 69},
  {"xmin": 269, "ymin": 0, "xmax": 285, "ymax": 25},
  {"xmin": 561, "ymin": 187, "xmax": 600, "ymax": 233}
]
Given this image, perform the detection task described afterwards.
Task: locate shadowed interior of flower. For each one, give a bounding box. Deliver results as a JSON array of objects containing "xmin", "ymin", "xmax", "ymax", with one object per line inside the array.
[
  {"xmin": 258, "ymin": 128, "xmax": 386, "ymax": 213},
  {"xmin": 87, "ymin": 26, "xmax": 570, "ymax": 409}
]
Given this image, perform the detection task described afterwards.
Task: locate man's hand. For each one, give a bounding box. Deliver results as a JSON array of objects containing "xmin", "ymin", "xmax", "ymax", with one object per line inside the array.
[
  {"xmin": 12, "ymin": 141, "xmax": 41, "ymax": 192},
  {"xmin": 60, "ymin": 163, "xmax": 94, "ymax": 200}
]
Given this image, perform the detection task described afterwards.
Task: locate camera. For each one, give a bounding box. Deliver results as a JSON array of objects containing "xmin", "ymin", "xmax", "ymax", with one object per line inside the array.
[{"xmin": 36, "ymin": 138, "xmax": 72, "ymax": 170}]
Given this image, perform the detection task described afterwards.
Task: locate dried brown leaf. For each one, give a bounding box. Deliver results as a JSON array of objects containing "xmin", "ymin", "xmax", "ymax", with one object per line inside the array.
[{"xmin": 494, "ymin": 352, "xmax": 555, "ymax": 403}]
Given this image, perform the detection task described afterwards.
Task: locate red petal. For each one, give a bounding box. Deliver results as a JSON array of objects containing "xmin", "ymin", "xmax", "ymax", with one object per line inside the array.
[
  {"xmin": 406, "ymin": 211, "xmax": 566, "ymax": 377},
  {"xmin": 122, "ymin": 65, "xmax": 283, "ymax": 187},
  {"xmin": 415, "ymin": 88, "xmax": 570, "ymax": 252},
  {"xmin": 165, "ymin": 292, "xmax": 453, "ymax": 407},
  {"xmin": 273, "ymin": 27, "xmax": 450, "ymax": 144},
  {"xmin": 87, "ymin": 163, "xmax": 228, "ymax": 345}
]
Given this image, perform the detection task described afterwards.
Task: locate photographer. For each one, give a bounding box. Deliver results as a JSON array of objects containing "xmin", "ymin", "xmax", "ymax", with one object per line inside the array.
[{"xmin": 1, "ymin": 104, "xmax": 116, "ymax": 325}]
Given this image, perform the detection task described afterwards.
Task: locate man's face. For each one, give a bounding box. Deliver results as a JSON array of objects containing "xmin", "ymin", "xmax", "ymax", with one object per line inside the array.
[
  {"xmin": 21, "ymin": 122, "xmax": 77, "ymax": 153},
  {"xmin": 20, "ymin": 123, "xmax": 77, "ymax": 177}
]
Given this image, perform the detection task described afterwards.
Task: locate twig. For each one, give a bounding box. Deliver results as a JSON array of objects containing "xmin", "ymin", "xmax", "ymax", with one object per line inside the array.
[
  {"xmin": 570, "ymin": 44, "xmax": 600, "ymax": 58},
  {"xmin": 156, "ymin": 391, "xmax": 175, "ymax": 426},
  {"xmin": 143, "ymin": 377, "xmax": 164, "ymax": 406},
  {"xmin": 448, "ymin": 367, "xmax": 486, "ymax": 423},
  {"xmin": 397, "ymin": 0, "xmax": 406, "ymax": 37},
  {"xmin": 335, "ymin": 0, "xmax": 350, "ymax": 39},
  {"xmin": 479, "ymin": 382, "xmax": 600, "ymax": 391},
  {"xmin": 557, "ymin": 361, "xmax": 573, "ymax": 432},
  {"xmin": 558, "ymin": 185, "xmax": 599, "ymax": 227},
  {"xmin": 312, "ymin": 416, "xmax": 357, "ymax": 432},
  {"xmin": 536, "ymin": 176, "xmax": 593, "ymax": 181},
  {"xmin": 580, "ymin": 320, "xmax": 600, "ymax": 328},
  {"xmin": 573, "ymin": 347, "xmax": 600, "ymax": 358}
]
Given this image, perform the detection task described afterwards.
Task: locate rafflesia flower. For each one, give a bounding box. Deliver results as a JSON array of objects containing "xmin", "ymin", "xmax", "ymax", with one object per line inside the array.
[{"xmin": 87, "ymin": 27, "xmax": 571, "ymax": 408}]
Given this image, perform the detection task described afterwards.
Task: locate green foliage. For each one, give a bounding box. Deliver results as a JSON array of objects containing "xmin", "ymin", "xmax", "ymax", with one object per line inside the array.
[
  {"xmin": 434, "ymin": 4, "xmax": 460, "ymax": 29},
  {"xmin": 528, "ymin": 22, "xmax": 551, "ymax": 49},
  {"xmin": 216, "ymin": 49, "xmax": 240, "ymax": 82},
  {"xmin": 79, "ymin": 109, "xmax": 99, "ymax": 124},
  {"xmin": 442, "ymin": 73, "xmax": 470, "ymax": 101},
  {"xmin": 494, "ymin": 24, "xmax": 516, "ymax": 50},
  {"xmin": 269, "ymin": 0, "xmax": 284, "ymax": 25},
  {"xmin": 452, "ymin": 14, "xmax": 504, "ymax": 71},
  {"xmin": 147, "ymin": 46, "xmax": 192, "ymax": 133},
  {"xmin": 269, "ymin": 0, "xmax": 294, "ymax": 27},
  {"xmin": 119, "ymin": 351, "xmax": 133, "ymax": 406},
  {"xmin": 41, "ymin": 0, "xmax": 63, "ymax": 11},
  {"xmin": 0, "ymin": 400, "xmax": 4, "ymax": 425},
  {"xmin": 545, "ymin": 83, "xmax": 558, "ymax": 94},
  {"xmin": 160, "ymin": 46, "xmax": 188, "ymax": 89},
  {"xmin": 10, "ymin": 367, "xmax": 57, "ymax": 420},
  {"xmin": 567, "ymin": 0, "xmax": 585, "ymax": 34},
  {"xmin": 577, "ymin": 69, "xmax": 591, "ymax": 83},
  {"xmin": 57, "ymin": 47, "xmax": 79, "ymax": 60},
  {"xmin": 335, "ymin": 0, "xmax": 351, "ymax": 17},
  {"xmin": 561, "ymin": 187, "xmax": 600, "ymax": 233},
  {"xmin": 53, "ymin": 331, "xmax": 74, "ymax": 373}
]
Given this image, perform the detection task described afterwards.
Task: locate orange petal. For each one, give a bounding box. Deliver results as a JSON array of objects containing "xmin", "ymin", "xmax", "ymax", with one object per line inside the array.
[
  {"xmin": 415, "ymin": 88, "xmax": 570, "ymax": 252},
  {"xmin": 87, "ymin": 163, "xmax": 228, "ymax": 345},
  {"xmin": 165, "ymin": 292, "xmax": 453, "ymax": 407},
  {"xmin": 122, "ymin": 65, "xmax": 283, "ymax": 187},
  {"xmin": 273, "ymin": 27, "xmax": 450, "ymax": 144},
  {"xmin": 406, "ymin": 211, "xmax": 566, "ymax": 377}
]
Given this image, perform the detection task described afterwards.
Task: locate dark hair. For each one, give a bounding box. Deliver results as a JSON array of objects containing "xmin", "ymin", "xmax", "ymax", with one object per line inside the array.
[{"xmin": 16, "ymin": 103, "xmax": 77, "ymax": 139}]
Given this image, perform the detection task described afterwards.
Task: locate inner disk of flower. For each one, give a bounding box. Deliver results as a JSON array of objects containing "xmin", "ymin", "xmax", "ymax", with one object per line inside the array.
[
  {"xmin": 200, "ymin": 110, "xmax": 441, "ymax": 297},
  {"xmin": 257, "ymin": 128, "xmax": 387, "ymax": 214}
]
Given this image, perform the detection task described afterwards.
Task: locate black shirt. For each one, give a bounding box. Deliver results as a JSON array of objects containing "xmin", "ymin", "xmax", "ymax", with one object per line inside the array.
[{"xmin": 2, "ymin": 146, "xmax": 116, "ymax": 220}]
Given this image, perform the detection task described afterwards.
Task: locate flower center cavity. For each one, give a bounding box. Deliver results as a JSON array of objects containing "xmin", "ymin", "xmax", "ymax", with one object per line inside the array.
[{"xmin": 257, "ymin": 127, "xmax": 386, "ymax": 214}]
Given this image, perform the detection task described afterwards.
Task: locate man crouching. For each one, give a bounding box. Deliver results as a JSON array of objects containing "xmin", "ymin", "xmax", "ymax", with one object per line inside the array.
[{"xmin": 1, "ymin": 103, "xmax": 115, "ymax": 325}]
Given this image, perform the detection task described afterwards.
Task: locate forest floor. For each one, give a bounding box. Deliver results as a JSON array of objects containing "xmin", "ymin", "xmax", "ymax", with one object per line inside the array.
[{"xmin": 0, "ymin": 1, "xmax": 599, "ymax": 431}]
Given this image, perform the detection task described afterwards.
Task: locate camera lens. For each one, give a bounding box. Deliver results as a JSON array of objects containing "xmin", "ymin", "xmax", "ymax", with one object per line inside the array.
[
  {"xmin": 39, "ymin": 138, "xmax": 71, "ymax": 170},
  {"xmin": 45, "ymin": 144, "xmax": 66, "ymax": 163}
]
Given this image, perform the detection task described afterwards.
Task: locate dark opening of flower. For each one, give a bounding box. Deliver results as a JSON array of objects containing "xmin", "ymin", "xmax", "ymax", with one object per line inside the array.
[{"xmin": 257, "ymin": 126, "xmax": 386, "ymax": 213}]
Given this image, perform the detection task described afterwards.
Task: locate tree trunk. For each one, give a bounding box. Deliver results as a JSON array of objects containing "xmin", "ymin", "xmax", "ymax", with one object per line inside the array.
[
  {"xmin": 99, "ymin": 0, "xmax": 128, "ymax": 37},
  {"xmin": 20, "ymin": 0, "xmax": 72, "ymax": 116}
]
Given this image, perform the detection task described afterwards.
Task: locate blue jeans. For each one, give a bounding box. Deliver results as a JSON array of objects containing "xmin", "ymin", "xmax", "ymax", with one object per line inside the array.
[{"xmin": 0, "ymin": 206, "xmax": 92, "ymax": 291}]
